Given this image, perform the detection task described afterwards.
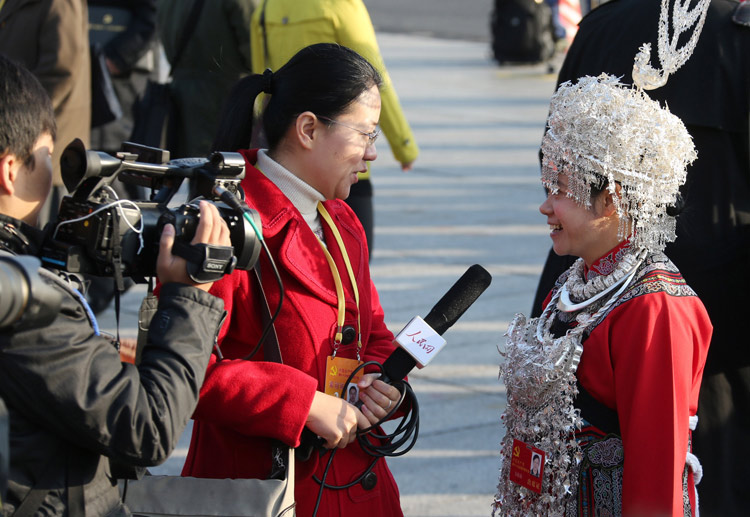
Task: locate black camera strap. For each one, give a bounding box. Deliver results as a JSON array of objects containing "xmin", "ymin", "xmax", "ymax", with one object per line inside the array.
[
  {"xmin": 111, "ymin": 209, "xmax": 125, "ymax": 349},
  {"xmin": 111, "ymin": 211, "xmax": 126, "ymax": 294},
  {"xmin": 252, "ymin": 264, "xmax": 282, "ymax": 364},
  {"xmin": 134, "ymin": 278, "xmax": 157, "ymax": 367},
  {"xmin": 249, "ymin": 264, "xmax": 289, "ymax": 481},
  {"xmin": 171, "ymin": 240, "xmax": 237, "ymax": 283}
]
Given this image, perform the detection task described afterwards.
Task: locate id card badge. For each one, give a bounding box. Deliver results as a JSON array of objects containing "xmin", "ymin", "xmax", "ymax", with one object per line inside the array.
[
  {"xmin": 324, "ymin": 356, "xmax": 364, "ymax": 401},
  {"xmin": 508, "ymin": 439, "xmax": 546, "ymax": 494}
]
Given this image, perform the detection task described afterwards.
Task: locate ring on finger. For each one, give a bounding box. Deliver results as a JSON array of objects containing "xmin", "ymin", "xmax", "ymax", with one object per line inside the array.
[{"xmin": 385, "ymin": 399, "xmax": 392, "ymax": 410}]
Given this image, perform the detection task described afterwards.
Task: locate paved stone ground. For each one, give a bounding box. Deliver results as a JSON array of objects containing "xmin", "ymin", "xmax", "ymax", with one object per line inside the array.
[{"xmin": 98, "ymin": 33, "xmax": 564, "ymax": 517}]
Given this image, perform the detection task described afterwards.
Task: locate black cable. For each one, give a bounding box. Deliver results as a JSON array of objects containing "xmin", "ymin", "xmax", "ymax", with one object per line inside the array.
[
  {"xmin": 213, "ymin": 186, "xmax": 285, "ymax": 360},
  {"xmin": 359, "ymin": 381, "xmax": 419, "ymax": 458},
  {"xmin": 240, "ymin": 235, "xmax": 284, "ymax": 361},
  {"xmin": 310, "ymin": 360, "xmax": 420, "ymax": 516},
  {"xmin": 312, "ymin": 448, "xmax": 336, "ymax": 517}
]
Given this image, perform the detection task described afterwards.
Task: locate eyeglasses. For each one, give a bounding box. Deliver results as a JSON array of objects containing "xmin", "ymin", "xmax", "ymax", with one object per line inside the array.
[{"xmin": 318, "ymin": 116, "xmax": 380, "ymax": 146}]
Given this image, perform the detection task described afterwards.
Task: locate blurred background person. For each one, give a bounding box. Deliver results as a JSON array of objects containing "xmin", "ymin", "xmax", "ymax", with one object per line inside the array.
[
  {"xmin": 89, "ymin": 0, "xmax": 158, "ymax": 158},
  {"xmin": 544, "ymin": 0, "xmax": 568, "ymax": 43},
  {"xmin": 86, "ymin": 0, "xmax": 158, "ymax": 315},
  {"xmin": 0, "ymin": 0, "xmax": 90, "ymax": 227},
  {"xmin": 251, "ymin": 0, "xmax": 419, "ymax": 255},
  {"xmin": 529, "ymin": 0, "xmax": 750, "ymax": 514},
  {"xmin": 156, "ymin": 0, "xmax": 258, "ymax": 159}
]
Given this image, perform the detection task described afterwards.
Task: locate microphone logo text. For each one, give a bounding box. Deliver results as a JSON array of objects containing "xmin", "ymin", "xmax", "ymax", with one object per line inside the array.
[{"xmin": 406, "ymin": 331, "xmax": 435, "ymax": 354}]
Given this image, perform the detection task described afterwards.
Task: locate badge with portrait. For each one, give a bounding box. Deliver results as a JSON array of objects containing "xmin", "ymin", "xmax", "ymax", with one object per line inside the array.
[
  {"xmin": 509, "ymin": 439, "xmax": 545, "ymax": 494},
  {"xmin": 324, "ymin": 356, "xmax": 363, "ymax": 402}
]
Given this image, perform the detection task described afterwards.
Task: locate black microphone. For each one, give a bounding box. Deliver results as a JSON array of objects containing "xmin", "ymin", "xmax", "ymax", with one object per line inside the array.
[
  {"xmin": 379, "ymin": 264, "xmax": 492, "ymax": 384},
  {"xmin": 296, "ymin": 264, "xmax": 492, "ymax": 460}
]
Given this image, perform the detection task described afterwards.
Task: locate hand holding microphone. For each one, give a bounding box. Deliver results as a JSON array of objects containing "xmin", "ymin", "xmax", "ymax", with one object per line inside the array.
[
  {"xmin": 298, "ymin": 264, "xmax": 492, "ymax": 459},
  {"xmin": 355, "ymin": 374, "xmax": 402, "ymax": 427}
]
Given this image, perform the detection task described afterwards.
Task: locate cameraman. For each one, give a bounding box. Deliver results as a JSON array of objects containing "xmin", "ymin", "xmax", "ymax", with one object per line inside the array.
[{"xmin": 0, "ymin": 54, "xmax": 230, "ymax": 516}]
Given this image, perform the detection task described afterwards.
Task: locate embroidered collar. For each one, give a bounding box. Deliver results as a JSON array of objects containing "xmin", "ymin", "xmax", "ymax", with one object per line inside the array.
[{"xmin": 585, "ymin": 240, "xmax": 632, "ymax": 280}]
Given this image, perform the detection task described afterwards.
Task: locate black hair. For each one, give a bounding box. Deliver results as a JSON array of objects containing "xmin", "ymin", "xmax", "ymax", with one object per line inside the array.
[
  {"xmin": 589, "ymin": 173, "xmax": 609, "ymax": 200},
  {"xmin": 589, "ymin": 174, "xmax": 684, "ymax": 216},
  {"xmin": 211, "ymin": 43, "xmax": 382, "ymax": 153},
  {"xmin": 0, "ymin": 55, "xmax": 56, "ymax": 165}
]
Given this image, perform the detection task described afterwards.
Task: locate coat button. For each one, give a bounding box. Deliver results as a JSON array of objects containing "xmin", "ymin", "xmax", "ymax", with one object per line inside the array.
[
  {"xmin": 341, "ymin": 325, "xmax": 356, "ymax": 345},
  {"xmin": 361, "ymin": 471, "xmax": 377, "ymax": 491}
]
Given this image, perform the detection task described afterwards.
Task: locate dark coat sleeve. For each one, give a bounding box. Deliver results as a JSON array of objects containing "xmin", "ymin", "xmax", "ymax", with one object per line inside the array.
[{"xmin": 0, "ymin": 280, "xmax": 224, "ymax": 466}]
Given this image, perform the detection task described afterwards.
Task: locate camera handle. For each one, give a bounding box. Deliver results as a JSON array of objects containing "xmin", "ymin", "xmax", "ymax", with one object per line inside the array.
[{"xmin": 170, "ymin": 241, "xmax": 237, "ymax": 283}]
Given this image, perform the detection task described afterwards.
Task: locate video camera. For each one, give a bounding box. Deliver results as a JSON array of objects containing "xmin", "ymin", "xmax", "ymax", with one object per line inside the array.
[
  {"xmin": 0, "ymin": 253, "xmax": 61, "ymax": 332},
  {"xmin": 40, "ymin": 140, "xmax": 262, "ymax": 281}
]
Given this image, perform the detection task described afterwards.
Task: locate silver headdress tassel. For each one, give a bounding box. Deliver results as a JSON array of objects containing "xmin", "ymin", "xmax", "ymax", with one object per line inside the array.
[{"xmin": 494, "ymin": 0, "xmax": 710, "ymax": 515}]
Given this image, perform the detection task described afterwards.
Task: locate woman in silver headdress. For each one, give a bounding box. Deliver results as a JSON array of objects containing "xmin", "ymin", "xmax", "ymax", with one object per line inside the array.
[
  {"xmin": 494, "ymin": 1, "xmax": 717, "ymax": 513},
  {"xmin": 493, "ymin": 72, "xmax": 713, "ymax": 516}
]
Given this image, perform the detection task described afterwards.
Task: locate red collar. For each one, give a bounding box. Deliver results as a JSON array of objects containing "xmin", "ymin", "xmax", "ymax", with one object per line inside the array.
[{"xmin": 584, "ymin": 240, "xmax": 632, "ymax": 280}]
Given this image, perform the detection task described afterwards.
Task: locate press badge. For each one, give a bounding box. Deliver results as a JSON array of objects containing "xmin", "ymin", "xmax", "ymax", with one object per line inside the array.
[
  {"xmin": 324, "ymin": 356, "xmax": 363, "ymax": 400},
  {"xmin": 508, "ymin": 439, "xmax": 546, "ymax": 494}
]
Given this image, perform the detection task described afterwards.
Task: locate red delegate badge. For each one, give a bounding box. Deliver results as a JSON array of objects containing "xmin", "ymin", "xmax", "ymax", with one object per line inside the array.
[{"xmin": 508, "ymin": 439, "xmax": 545, "ymax": 494}]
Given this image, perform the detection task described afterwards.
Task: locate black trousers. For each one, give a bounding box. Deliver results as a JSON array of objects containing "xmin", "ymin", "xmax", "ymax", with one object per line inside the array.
[{"xmin": 345, "ymin": 179, "xmax": 374, "ymax": 257}]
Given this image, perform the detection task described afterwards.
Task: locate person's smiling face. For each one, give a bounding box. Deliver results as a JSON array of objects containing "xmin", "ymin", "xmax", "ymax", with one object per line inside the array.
[
  {"xmin": 539, "ymin": 172, "xmax": 621, "ymax": 266},
  {"xmin": 308, "ymin": 85, "xmax": 381, "ymax": 200}
]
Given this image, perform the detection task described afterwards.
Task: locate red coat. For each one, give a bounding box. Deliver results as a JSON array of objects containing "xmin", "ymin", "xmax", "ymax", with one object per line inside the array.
[
  {"xmin": 182, "ymin": 150, "xmax": 403, "ymax": 516},
  {"xmin": 544, "ymin": 245, "xmax": 711, "ymax": 515},
  {"xmin": 577, "ymin": 281, "xmax": 710, "ymax": 516}
]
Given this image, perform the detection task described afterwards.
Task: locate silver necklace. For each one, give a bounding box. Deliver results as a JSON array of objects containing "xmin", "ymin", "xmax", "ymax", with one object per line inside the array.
[{"xmin": 557, "ymin": 249, "xmax": 647, "ymax": 312}]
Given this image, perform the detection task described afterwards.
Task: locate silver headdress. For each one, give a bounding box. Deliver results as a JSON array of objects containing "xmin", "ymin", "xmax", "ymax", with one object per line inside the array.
[
  {"xmin": 494, "ymin": 1, "xmax": 711, "ymax": 515},
  {"xmin": 539, "ymin": 0, "xmax": 709, "ymax": 254},
  {"xmin": 540, "ymin": 75, "xmax": 696, "ymax": 252}
]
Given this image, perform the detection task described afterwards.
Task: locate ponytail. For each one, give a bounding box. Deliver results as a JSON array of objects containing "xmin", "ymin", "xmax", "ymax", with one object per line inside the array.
[{"xmin": 210, "ymin": 74, "xmax": 265, "ymax": 153}]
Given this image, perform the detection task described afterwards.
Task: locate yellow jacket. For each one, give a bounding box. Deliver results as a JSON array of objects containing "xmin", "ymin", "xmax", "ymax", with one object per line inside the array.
[{"xmin": 251, "ymin": 0, "xmax": 419, "ymax": 178}]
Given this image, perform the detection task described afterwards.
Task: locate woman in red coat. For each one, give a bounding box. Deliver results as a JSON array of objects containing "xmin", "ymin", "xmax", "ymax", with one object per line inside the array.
[{"xmin": 181, "ymin": 44, "xmax": 405, "ymax": 516}]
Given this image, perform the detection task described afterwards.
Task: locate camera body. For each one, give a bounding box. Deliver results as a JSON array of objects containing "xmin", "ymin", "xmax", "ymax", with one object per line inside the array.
[{"xmin": 40, "ymin": 140, "xmax": 262, "ymax": 281}]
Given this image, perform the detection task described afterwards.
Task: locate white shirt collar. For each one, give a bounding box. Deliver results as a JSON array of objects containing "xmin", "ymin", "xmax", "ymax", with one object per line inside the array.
[{"xmin": 256, "ymin": 150, "xmax": 326, "ymax": 240}]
